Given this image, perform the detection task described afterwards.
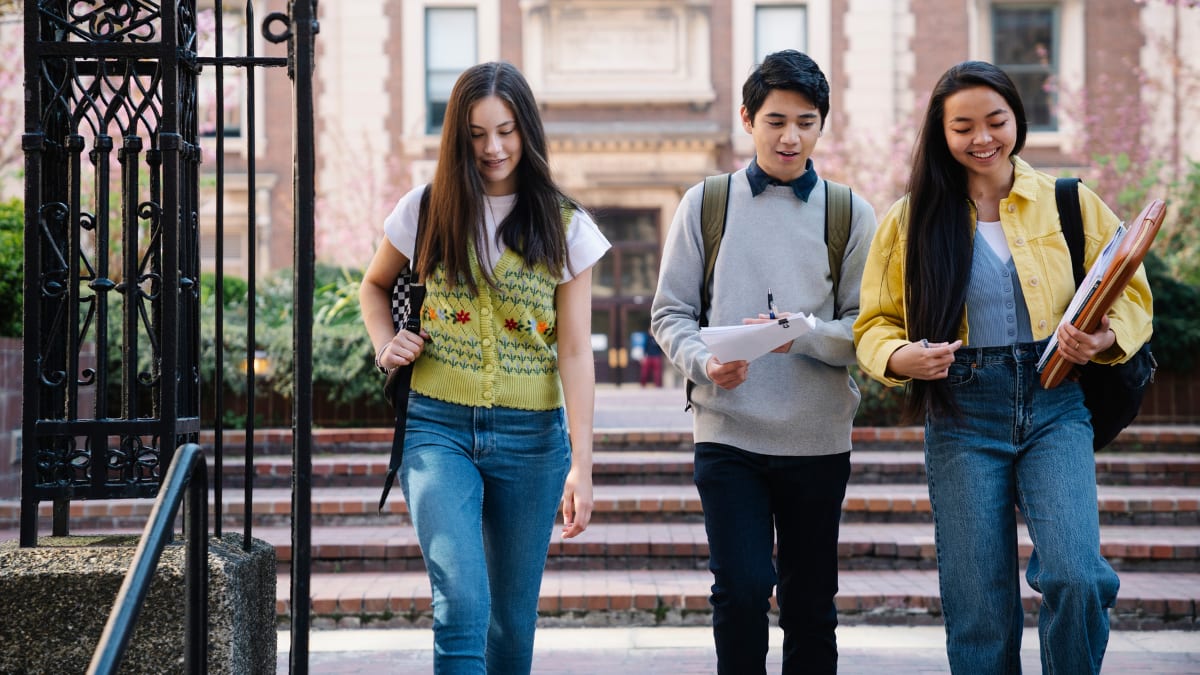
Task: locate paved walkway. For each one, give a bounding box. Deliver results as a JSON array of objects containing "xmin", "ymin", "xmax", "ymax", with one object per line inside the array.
[
  {"xmin": 592, "ymin": 384, "xmax": 693, "ymax": 432},
  {"xmin": 278, "ymin": 625, "xmax": 1200, "ymax": 673}
]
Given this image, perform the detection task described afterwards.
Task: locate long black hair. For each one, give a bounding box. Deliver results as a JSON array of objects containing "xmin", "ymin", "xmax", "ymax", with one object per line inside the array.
[
  {"xmin": 902, "ymin": 61, "xmax": 1028, "ymax": 419},
  {"xmin": 418, "ymin": 61, "xmax": 573, "ymax": 295}
]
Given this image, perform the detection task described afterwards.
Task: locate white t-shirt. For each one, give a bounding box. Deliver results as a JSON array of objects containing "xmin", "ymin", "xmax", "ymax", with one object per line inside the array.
[
  {"xmin": 976, "ymin": 219, "xmax": 1011, "ymax": 263},
  {"xmin": 382, "ymin": 184, "xmax": 611, "ymax": 282}
]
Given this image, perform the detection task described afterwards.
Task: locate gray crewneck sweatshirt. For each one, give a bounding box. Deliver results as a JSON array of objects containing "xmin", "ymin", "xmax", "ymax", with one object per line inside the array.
[{"xmin": 651, "ymin": 169, "xmax": 877, "ymax": 456}]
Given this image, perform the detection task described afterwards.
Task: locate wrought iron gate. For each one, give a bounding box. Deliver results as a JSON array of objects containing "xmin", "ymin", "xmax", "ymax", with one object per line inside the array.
[{"xmin": 21, "ymin": 0, "xmax": 318, "ymax": 668}]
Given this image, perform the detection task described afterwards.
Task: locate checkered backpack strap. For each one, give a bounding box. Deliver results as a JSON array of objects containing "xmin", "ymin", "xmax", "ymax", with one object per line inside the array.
[
  {"xmin": 390, "ymin": 185, "xmax": 432, "ymax": 332},
  {"xmin": 390, "ymin": 272, "xmax": 413, "ymax": 333}
]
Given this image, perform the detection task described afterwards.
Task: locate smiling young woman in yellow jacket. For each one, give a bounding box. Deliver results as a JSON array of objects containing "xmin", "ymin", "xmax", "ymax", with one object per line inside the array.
[
  {"xmin": 856, "ymin": 157, "xmax": 1152, "ymax": 385},
  {"xmin": 854, "ymin": 61, "xmax": 1152, "ymax": 674}
]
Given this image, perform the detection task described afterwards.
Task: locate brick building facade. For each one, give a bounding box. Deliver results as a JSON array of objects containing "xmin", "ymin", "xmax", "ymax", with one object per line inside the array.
[{"xmin": 202, "ymin": 0, "xmax": 1200, "ymax": 385}]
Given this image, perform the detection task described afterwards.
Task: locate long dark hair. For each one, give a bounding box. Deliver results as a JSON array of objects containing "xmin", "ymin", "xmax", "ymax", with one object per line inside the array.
[
  {"xmin": 417, "ymin": 61, "xmax": 572, "ymax": 295},
  {"xmin": 902, "ymin": 61, "xmax": 1028, "ymax": 419}
]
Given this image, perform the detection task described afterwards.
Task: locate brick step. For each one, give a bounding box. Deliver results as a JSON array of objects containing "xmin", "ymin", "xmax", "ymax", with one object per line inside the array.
[
  {"xmin": 278, "ymin": 568, "xmax": 1200, "ymax": 631},
  {"xmin": 9, "ymin": 483, "xmax": 1200, "ymax": 530},
  {"xmin": 197, "ymin": 425, "xmax": 1200, "ymax": 458},
  {"xmin": 217, "ymin": 451, "xmax": 1200, "ymax": 489},
  {"xmin": 249, "ymin": 522, "xmax": 1200, "ymax": 574}
]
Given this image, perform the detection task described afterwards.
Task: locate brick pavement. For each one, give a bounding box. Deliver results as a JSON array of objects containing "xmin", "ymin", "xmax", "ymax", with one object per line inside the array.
[{"xmin": 279, "ymin": 626, "xmax": 1200, "ymax": 674}]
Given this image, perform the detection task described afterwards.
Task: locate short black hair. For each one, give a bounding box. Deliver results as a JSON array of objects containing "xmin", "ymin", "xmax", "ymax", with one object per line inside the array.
[{"xmin": 742, "ymin": 50, "xmax": 831, "ymax": 128}]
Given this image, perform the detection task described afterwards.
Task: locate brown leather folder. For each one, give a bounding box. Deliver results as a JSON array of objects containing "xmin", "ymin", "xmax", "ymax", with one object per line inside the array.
[{"xmin": 1039, "ymin": 199, "xmax": 1165, "ymax": 389}]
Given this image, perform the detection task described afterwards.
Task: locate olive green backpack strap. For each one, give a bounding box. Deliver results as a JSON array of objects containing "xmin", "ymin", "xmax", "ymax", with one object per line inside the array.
[
  {"xmin": 824, "ymin": 180, "xmax": 853, "ymax": 316},
  {"xmin": 699, "ymin": 173, "xmax": 731, "ymax": 327},
  {"xmin": 686, "ymin": 173, "xmax": 730, "ymax": 410}
]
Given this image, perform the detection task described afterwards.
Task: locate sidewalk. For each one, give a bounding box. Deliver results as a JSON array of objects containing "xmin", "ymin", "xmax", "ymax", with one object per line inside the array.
[
  {"xmin": 592, "ymin": 384, "xmax": 693, "ymax": 432},
  {"xmin": 279, "ymin": 625, "xmax": 1200, "ymax": 674}
]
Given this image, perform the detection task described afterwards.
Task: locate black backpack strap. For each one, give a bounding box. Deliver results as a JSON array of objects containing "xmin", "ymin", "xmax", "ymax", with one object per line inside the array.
[
  {"xmin": 381, "ymin": 185, "xmax": 431, "ymax": 510},
  {"xmin": 1055, "ymin": 177, "xmax": 1085, "ymax": 286}
]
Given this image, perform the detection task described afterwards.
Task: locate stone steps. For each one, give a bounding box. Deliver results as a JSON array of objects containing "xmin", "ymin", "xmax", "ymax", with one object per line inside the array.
[
  {"xmin": 240, "ymin": 522, "xmax": 1200, "ymax": 574},
  {"xmin": 8, "ymin": 422, "xmax": 1199, "ymax": 630},
  {"xmin": 8, "ymin": 482, "xmax": 1200, "ymax": 530},
  {"xmin": 275, "ymin": 568, "xmax": 1200, "ymax": 632},
  {"xmin": 215, "ymin": 450, "xmax": 1200, "ymax": 488}
]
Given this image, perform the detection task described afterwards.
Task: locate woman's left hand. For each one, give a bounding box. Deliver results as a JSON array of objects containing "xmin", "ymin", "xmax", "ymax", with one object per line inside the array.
[
  {"xmin": 1057, "ymin": 315, "xmax": 1116, "ymax": 365},
  {"xmin": 560, "ymin": 466, "xmax": 593, "ymax": 539}
]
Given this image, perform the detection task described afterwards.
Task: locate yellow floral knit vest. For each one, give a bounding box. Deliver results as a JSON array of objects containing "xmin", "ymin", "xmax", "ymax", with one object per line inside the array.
[{"xmin": 411, "ymin": 206, "xmax": 573, "ymax": 410}]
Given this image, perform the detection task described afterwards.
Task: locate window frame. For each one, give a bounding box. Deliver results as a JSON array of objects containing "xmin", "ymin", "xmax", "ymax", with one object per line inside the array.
[
  {"xmin": 731, "ymin": 1, "xmax": 831, "ymax": 158},
  {"xmin": 401, "ymin": 0, "xmax": 500, "ymax": 154},
  {"xmin": 423, "ymin": 7, "xmax": 478, "ymax": 135},
  {"xmin": 971, "ymin": 0, "xmax": 1084, "ymax": 150},
  {"xmin": 990, "ymin": 3, "xmax": 1060, "ymax": 133}
]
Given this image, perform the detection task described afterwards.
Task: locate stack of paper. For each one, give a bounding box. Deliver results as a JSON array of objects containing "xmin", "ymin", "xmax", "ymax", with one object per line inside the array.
[{"xmin": 700, "ymin": 312, "xmax": 817, "ymax": 363}]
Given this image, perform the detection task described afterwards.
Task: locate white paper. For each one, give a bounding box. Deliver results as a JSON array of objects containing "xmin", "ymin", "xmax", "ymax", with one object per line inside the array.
[
  {"xmin": 700, "ymin": 312, "xmax": 818, "ymax": 363},
  {"xmin": 1037, "ymin": 223, "xmax": 1126, "ymax": 371}
]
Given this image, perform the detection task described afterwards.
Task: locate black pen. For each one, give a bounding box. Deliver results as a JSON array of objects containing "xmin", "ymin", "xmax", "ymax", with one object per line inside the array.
[{"xmin": 767, "ymin": 288, "xmax": 778, "ymax": 319}]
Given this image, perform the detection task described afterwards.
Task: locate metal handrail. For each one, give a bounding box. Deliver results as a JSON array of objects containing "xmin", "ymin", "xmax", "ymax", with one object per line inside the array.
[{"xmin": 87, "ymin": 443, "xmax": 210, "ymax": 675}]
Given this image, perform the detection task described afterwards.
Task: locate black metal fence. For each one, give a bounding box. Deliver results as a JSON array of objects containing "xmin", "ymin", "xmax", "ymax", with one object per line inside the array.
[{"xmin": 21, "ymin": 0, "xmax": 317, "ymax": 669}]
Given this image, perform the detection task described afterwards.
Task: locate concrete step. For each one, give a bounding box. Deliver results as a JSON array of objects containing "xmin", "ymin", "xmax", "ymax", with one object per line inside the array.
[
  {"xmin": 249, "ymin": 522, "xmax": 1200, "ymax": 574},
  {"xmin": 218, "ymin": 451, "xmax": 1200, "ymax": 489},
  {"xmin": 278, "ymin": 568, "xmax": 1200, "ymax": 631},
  {"xmin": 197, "ymin": 425, "xmax": 1200, "ymax": 458},
  {"xmin": 9, "ymin": 483, "xmax": 1200, "ymax": 531}
]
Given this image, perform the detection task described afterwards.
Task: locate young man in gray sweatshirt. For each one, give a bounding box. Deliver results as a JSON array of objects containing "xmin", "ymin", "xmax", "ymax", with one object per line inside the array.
[{"xmin": 650, "ymin": 50, "xmax": 876, "ymax": 674}]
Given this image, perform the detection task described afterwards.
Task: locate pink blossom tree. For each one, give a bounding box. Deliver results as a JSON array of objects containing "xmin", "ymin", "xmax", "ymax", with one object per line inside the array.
[
  {"xmin": 0, "ymin": 20, "xmax": 23, "ymax": 196},
  {"xmin": 313, "ymin": 132, "xmax": 409, "ymax": 270}
]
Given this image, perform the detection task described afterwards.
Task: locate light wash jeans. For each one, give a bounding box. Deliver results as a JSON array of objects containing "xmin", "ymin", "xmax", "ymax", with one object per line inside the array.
[
  {"xmin": 401, "ymin": 393, "xmax": 571, "ymax": 675},
  {"xmin": 925, "ymin": 341, "xmax": 1119, "ymax": 675}
]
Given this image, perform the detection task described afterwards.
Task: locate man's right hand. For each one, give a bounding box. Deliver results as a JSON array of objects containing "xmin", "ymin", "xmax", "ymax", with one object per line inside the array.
[{"xmin": 706, "ymin": 356, "xmax": 749, "ymax": 390}]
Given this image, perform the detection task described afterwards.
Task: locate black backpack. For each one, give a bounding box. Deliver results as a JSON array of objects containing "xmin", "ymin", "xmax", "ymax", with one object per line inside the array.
[{"xmin": 1055, "ymin": 177, "xmax": 1157, "ymax": 451}]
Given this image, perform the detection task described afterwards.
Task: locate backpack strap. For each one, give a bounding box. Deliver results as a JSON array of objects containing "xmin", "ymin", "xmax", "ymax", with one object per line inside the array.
[
  {"xmin": 686, "ymin": 173, "xmax": 731, "ymax": 410},
  {"xmin": 1055, "ymin": 177, "xmax": 1086, "ymax": 285},
  {"xmin": 685, "ymin": 174, "xmax": 853, "ymax": 409},
  {"xmin": 699, "ymin": 173, "xmax": 731, "ymax": 328},
  {"xmin": 824, "ymin": 180, "xmax": 853, "ymax": 316}
]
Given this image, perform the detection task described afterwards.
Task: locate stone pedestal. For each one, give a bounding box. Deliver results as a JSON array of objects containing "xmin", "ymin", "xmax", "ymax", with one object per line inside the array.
[{"xmin": 0, "ymin": 533, "xmax": 276, "ymax": 674}]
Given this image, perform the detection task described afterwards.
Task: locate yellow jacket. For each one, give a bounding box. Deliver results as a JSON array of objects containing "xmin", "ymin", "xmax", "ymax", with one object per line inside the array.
[{"xmin": 854, "ymin": 156, "xmax": 1154, "ymax": 387}]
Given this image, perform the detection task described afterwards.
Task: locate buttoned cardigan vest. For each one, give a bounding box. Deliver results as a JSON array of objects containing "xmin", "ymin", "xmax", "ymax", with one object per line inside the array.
[{"xmin": 410, "ymin": 206, "xmax": 573, "ymax": 411}]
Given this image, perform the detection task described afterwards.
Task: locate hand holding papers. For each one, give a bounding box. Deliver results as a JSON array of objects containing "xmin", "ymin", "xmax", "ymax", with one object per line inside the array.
[
  {"xmin": 1037, "ymin": 199, "xmax": 1165, "ymax": 389},
  {"xmin": 700, "ymin": 311, "xmax": 818, "ymax": 363}
]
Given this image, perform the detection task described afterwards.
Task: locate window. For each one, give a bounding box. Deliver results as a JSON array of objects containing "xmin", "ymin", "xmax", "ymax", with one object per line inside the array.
[
  {"xmin": 992, "ymin": 5, "xmax": 1058, "ymax": 131},
  {"xmin": 425, "ymin": 8, "xmax": 476, "ymax": 134},
  {"xmin": 756, "ymin": 4, "xmax": 808, "ymax": 62},
  {"xmin": 733, "ymin": 2, "xmax": 829, "ymax": 156}
]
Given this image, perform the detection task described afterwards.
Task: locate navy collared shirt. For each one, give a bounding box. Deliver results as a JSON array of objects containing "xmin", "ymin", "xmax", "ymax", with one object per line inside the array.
[{"xmin": 746, "ymin": 157, "xmax": 819, "ymax": 201}]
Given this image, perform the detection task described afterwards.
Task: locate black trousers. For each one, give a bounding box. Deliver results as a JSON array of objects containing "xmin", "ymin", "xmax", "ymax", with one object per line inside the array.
[{"xmin": 694, "ymin": 442, "xmax": 851, "ymax": 675}]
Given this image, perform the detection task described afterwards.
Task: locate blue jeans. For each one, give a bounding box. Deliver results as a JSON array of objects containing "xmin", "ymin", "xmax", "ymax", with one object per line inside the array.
[
  {"xmin": 694, "ymin": 443, "xmax": 850, "ymax": 675},
  {"xmin": 401, "ymin": 393, "xmax": 571, "ymax": 675},
  {"xmin": 925, "ymin": 341, "xmax": 1119, "ymax": 674}
]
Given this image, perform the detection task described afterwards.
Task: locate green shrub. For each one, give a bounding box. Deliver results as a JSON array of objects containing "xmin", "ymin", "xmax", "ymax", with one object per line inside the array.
[
  {"xmin": 0, "ymin": 199, "xmax": 22, "ymax": 337},
  {"xmin": 853, "ymin": 368, "xmax": 905, "ymax": 427},
  {"xmin": 199, "ymin": 264, "xmax": 386, "ymax": 417},
  {"xmin": 1164, "ymin": 160, "xmax": 1200, "ymax": 286},
  {"xmin": 1145, "ymin": 252, "xmax": 1200, "ymax": 374}
]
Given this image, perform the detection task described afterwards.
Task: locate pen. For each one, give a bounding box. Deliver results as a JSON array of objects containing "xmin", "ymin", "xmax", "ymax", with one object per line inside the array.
[{"xmin": 767, "ymin": 288, "xmax": 778, "ymax": 319}]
